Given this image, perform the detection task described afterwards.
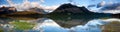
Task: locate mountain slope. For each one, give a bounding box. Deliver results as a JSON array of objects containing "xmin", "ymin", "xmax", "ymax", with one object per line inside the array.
[
  {"xmin": 51, "ymin": 3, "xmax": 91, "ymax": 14},
  {"xmin": 0, "ymin": 6, "xmax": 17, "ymax": 14}
]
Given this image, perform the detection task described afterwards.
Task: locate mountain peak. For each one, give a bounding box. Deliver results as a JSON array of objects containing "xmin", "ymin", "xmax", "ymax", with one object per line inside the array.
[{"xmin": 52, "ymin": 3, "xmax": 91, "ymax": 13}]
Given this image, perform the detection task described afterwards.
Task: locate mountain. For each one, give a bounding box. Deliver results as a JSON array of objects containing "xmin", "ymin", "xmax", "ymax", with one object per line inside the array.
[
  {"xmin": 51, "ymin": 3, "xmax": 92, "ymax": 14},
  {"xmin": 1, "ymin": 7, "xmax": 45, "ymax": 16},
  {"xmin": 27, "ymin": 7, "xmax": 46, "ymax": 14},
  {"xmin": 0, "ymin": 6, "xmax": 17, "ymax": 14}
]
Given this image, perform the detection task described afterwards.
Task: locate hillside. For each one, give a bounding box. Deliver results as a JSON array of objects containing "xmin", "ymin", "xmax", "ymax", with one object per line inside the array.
[{"xmin": 51, "ymin": 3, "xmax": 92, "ymax": 14}]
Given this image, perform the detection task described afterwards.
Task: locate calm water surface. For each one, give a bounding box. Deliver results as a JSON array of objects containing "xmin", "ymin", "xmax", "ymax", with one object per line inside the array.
[{"xmin": 0, "ymin": 15, "xmax": 119, "ymax": 32}]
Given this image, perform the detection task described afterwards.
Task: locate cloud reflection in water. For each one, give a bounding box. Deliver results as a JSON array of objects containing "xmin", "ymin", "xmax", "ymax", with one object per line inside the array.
[{"xmin": 33, "ymin": 18, "xmax": 107, "ymax": 32}]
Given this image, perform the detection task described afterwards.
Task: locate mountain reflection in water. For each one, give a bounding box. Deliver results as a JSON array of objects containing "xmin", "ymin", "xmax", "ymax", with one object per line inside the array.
[
  {"xmin": 0, "ymin": 16, "xmax": 120, "ymax": 32},
  {"xmin": 33, "ymin": 18, "xmax": 106, "ymax": 32}
]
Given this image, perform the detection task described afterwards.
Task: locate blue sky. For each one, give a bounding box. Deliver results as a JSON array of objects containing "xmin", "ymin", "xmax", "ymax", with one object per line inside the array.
[{"xmin": 1, "ymin": 0, "xmax": 119, "ymax": 6}]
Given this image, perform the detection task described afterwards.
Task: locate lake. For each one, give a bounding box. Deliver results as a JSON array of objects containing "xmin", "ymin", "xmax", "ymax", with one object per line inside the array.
[{"xmin": 0, "ymin": 14, "xmax": 120, "ymax": 32}]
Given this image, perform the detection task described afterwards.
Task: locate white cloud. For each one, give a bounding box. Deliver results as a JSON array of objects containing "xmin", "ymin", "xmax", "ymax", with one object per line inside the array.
[
  {"xmin": 0, "ymin": 5, "xmax": 9, "ymax": 7},
  {"xmin": 43, "ymin": 5, "xmax": 59, "ymax": 10},
  {"xmin": 99, "ymin": 3, "xmax": 120, "ymax": 14},
  {"xmin": 100, "ymin": 1, "xmax": 106, "ymax": 6},
  {"xmin": 4, "ymin": 0, "xmax": 59, "ymax": 12},
  {"xmin": 31, "ymin": 2, "xmax": 40, "ymax": 7},
  {"xmin": 6, "ymin": 0, "xmax": 14, "ymax": 6},
  {"xmin": 97, "ymin": 1, "xmax": 106, "ymax": 8},
  {"xmin": 102, "ymin": 10, "xmax": 120, "ymax": 14},
  {"xmin": 43, "ymin": 5, "xmax": 60, "ymax": 13},
  {"xmin": 40, "ymin": 0, "xmax": 44, "ymax": 3}
]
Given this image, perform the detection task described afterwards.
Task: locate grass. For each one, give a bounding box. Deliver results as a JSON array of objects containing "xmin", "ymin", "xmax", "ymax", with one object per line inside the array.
[
  {"xmin": 10, "ymin": 20, "xmax": 35, "ymax": 30},
  {"xmin": 0, "ymin": 28, "xmax": 3, "ymax": 32}
]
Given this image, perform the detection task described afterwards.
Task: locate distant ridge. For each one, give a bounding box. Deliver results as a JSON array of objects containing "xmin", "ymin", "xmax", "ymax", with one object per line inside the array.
[{"xmin": 0, "ymin": 6, "xmax": 17, "ymax": 14}]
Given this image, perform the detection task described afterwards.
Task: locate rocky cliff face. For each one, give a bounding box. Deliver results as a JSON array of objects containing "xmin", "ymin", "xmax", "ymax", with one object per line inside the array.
[
  {"xmin": 52, "ymin": 3, "xmax": 91, "ymax": 13},
  {"xmin": 0, "ymin": 6, "xmax": 17, "ymax": 14}
]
